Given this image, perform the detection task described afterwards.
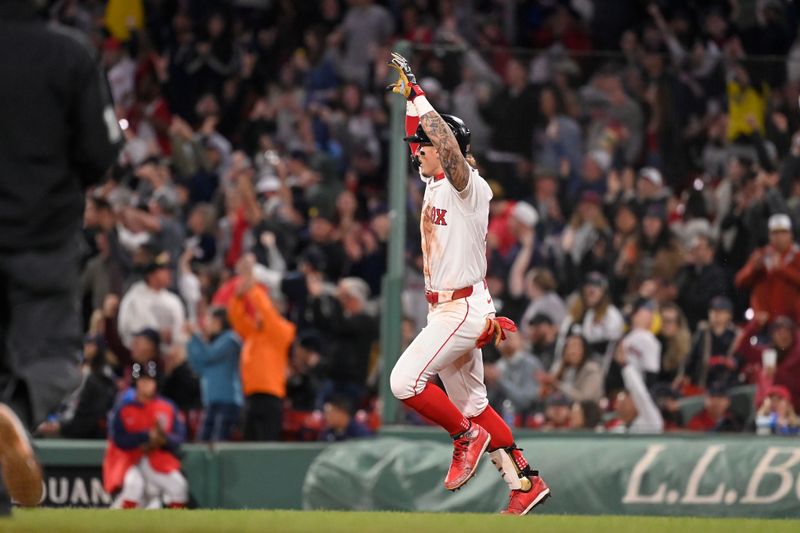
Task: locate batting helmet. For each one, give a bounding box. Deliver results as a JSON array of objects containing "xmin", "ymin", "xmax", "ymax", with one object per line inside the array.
[{"xmin": 404, "ymin": 114, "xmax": 471, "ymax": 156}]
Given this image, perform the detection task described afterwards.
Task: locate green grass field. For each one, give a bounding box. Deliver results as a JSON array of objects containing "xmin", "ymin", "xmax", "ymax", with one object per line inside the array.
[{"xmin": 0, "ymin": 510, "xmax": 798, "ymax": 533}]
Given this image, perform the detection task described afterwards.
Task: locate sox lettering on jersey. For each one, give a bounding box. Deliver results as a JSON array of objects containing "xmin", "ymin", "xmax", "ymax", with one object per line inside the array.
[{"xmin": 430, "ymin": 207, "xmax": 448, "ymax": 226}]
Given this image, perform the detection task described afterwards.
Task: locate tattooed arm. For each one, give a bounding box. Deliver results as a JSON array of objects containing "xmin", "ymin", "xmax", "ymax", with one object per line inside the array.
[{"xmin": 419, "ymin": 111, "xmax": 471, "ymax": 191}]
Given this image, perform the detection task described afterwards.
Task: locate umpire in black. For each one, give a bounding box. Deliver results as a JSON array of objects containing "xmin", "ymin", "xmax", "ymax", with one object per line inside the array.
[{"xmin": 0, "ymin": 0, "xmax": 122, "ymax": 509}]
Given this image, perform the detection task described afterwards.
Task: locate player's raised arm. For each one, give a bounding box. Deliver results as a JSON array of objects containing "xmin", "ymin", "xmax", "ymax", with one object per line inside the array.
[{"xmin": 387, "ymin": 52, "xmax": 471, "ymax": 191}]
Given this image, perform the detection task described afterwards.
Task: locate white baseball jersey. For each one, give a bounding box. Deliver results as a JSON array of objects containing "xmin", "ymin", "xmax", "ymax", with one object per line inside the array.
[{"xmin": 420, "ymin": 167, "xmax": 493, "ymax": 291}]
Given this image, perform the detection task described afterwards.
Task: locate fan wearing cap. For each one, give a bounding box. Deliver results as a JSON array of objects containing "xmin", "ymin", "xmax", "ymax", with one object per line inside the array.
[
  {"xmin": 685, "ymin": 382, "xmax": 742, "ymax": 433},
  {"xmin": 734, "ymin": 313, "xmax": 800, "ymax": 414},
  {"xmin": 117, "ymin": 251, "xmax": 186, "ymax": 351},
  {"xmin": 682, "ymin": 296, "xmax": 740, "ymax": 390},
  {"xmin": 103, "ymin": 362, "xmax": 188, "ymax": 509},
  {"xmin": 755, "ymin": 385, "xmax": 800, "ymax": 436},
  {"xmin": 387, "ymin": 53, "xmax": 549, "ymax": 513},
  {"xmin": 735, "ymin": 213, "xmax": 800, "ymax": 323}
]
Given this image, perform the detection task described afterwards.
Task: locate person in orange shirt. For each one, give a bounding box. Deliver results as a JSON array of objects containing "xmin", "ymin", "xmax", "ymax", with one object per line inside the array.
[{"xmin": 227, "ymin": 254, "xmax": 296, "ymax": 441}]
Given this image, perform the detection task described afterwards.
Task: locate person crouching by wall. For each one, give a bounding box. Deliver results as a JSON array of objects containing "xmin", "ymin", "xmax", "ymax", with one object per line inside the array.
[{"xmin": 103, "ymin": 362, "xmax": 189, "ymax": 508}]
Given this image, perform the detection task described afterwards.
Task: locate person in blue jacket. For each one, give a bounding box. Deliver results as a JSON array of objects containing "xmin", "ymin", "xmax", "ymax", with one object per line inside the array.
[{"xmin": 186, "ymin": 307, "xmax": 243, "ymax": 441}]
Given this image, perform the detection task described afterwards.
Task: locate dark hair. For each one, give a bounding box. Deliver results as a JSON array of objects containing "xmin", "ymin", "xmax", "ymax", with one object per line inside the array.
[
  {"xmin": 325, "ymin": 394, "xmax": 354, "ymax": 417},
  {"xmin": 577, "ymin": 400, "xmax": 602, "ymax": 429},
  {"xmin": 556, "ymin": 333, "xmax": 591, "ymax": 381},
  {"xmin": 210, "ymin": 307, "xmax": 230, "ymax": 331}
]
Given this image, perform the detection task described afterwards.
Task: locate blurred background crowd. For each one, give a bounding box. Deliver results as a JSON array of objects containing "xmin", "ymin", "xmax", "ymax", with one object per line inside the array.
[{"xmin": 38, "ymin": 0, "xmax": 800, "ymax": 443}]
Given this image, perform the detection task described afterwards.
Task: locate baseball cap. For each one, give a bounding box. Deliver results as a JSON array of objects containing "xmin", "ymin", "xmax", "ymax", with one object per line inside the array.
[
  {"xmin": 583, "ymin": 271, "xmax": 608, "ymax": 288},
  {"xmin": 588, "ymin": 149, "xmax": 611, "ymax": 173},
  {"xmin": 134, "ymin": 328, "xmax": 161, "ymax": 347},
  {"xmin": 767, "ymin": 384, "xmax": 791, "ymax": 402},
  {"xmin": 579, "ymin": 190, "xmax": 602, "ymax": 206},
  {"xmin": 546, "ymin": 391, "xmax": 572, "ymax": 408},
  {"xmin": 511, "ymin": 201, "xmax": 539, "ymax": 228},
  {"xmin": 771, "ymin": 315, "xmax": 795, "ymax": 332},
  {"xmin": 131, "ymin": 360, "xmax": 158, "ymax": 381},
  {"xmin": 529, "ymin": 313, "xmax": 554, "ymax": 326},
  {"xmin": 639, "ymin": 167, "xmax": 663, "ymax": 187},
  {"xmin": 144, "ymin": 251, "xmax": 170, "ymax": 273},
  {"xmin": 768, "ymin": 213, "xmax": 792, "ymax": 232},
  {"xmin": 706, "ymin": 381, "xmax": 730, "ymax": 397},
  {"xmin": 644, "ymin": 202, "xmax": 667, "ymax": 220},
  {"xmin": 709, "ymin": 296, "xmax": 733, "ymax": 313},
  {"xmin": 632, "ymin": 297, "xmax": 656, "ymax": 313}
]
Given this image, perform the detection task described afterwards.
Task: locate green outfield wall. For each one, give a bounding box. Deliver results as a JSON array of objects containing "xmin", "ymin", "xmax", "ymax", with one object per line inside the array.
[{"xmin": 34, "ymin": 429, "xmax": 800, "ymax": 517}]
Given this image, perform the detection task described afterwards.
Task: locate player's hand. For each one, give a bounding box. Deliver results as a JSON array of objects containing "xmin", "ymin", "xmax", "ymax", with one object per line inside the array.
[
  {"xmin": 386, "ymin": 52, "xmax": 425, "ymax": 101},
  {"xmin": 476, "ymin": 316, "xmax": 517, "ymax": 349}
]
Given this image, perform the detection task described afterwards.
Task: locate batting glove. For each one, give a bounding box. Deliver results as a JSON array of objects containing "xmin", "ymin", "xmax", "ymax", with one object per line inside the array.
[
  {"xmin": 386, "ymin": 52, "xmax": 425, "ymax": 101},
  {"xmin": 476, "ymin": 316, "xmax": 518, "ymax": 349}
]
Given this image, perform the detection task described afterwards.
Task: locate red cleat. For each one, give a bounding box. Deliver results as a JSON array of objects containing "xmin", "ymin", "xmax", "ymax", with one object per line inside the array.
[
  {"xmin": 501, "ymin": 471, "xmax": 550, "ymax": 515},
  {"xmin": 444, "ymin": 423, "xmax": 491, "ymax": 491},
  {"xmin": 0, "ymin": 404, "xmax": 43, "ymax": 507}
]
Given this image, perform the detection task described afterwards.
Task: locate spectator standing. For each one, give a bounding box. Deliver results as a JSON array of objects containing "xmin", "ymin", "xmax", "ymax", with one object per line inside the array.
[
  {"xmin": 0, "ymin": 0, "xmax": 121, "ymax": 509},
  {"xmin": 309, "ymin": 275, "xmax": 378, "ymax": 407},
  {"xmin": 736, "ymin": 315, "xmax": 800, "ymax": 414},
  {"xmin": 186, "ymin": 308, "xmax": 242, "ymax": 442},
  {"xmin": 607, "ymin": 299, "xmax": 661, "ymax": 393},
  {"xmin": 682, "ymin": 296, "xmax": 740, "ymax": 390},
  {"xmin": 117, "ymin": 252, "xmax": 186, "ymax": 351},
  {"xmin": 676, "ymin": 234, "xmax": 730, "ymax": 329},
  {"xmin": 228, "ymin": 255, "xmax": 296, "ymax": 441},
  {"xmin": 735, "ymin": 214, "xmax": 800, "ymax": 324},
  {"xmin": 609, "ymin": 345, "xmax": 664, "ymax": 433}
]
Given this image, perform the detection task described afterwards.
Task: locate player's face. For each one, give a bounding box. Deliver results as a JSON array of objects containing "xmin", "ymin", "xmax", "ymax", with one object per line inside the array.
[
  {"xmin": 415, "ymin": 144, "xmax": 441, "ymax": 177},
  {"xmin": 136, "ymin": 377, "xmax": 157, "ymax": 400}
]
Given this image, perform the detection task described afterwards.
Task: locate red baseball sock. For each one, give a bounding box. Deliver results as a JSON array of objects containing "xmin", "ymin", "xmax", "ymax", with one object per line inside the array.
[
  {"xmin": 469, "ymin": 406, "xmax": 514, "ymax": 448},
  {"xmin": 402, "ymin": 383, "xmax": 470, "ymax": 436}
]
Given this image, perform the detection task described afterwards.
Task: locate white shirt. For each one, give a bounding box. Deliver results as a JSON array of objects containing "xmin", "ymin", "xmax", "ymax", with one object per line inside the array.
[
  {"xmin": 621, "ymin": 365, "xmax": 664, "ymax": 433},
  {"xmin": 420, "ymin": 167, "xmax": 492, "ymax": 291},
  {"xmin": 622, "ymin": 328, "xmax": 661, "ymax": 376},
  {"xmin": 118, "ymin": 281, "xmax": 186, "ymax": 350}
]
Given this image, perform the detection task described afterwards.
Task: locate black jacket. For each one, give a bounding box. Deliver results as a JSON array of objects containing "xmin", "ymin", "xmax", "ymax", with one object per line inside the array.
[
  {"xmin": 0, "ymin": 2, "xmax": 121, "ymax": 250},
  {"xmin": 310, "ymin": 295, "xmax": 378, "ymax": 386}
]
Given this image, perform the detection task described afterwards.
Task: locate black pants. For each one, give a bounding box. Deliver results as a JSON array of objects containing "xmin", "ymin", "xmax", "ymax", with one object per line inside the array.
[
  {"xmin": 0, "ymin": 237, "xmax": 82, "ymax": 429},
  {"xmin": 243, "ymin": 393, "xmax": 283, "ymax": 441}
]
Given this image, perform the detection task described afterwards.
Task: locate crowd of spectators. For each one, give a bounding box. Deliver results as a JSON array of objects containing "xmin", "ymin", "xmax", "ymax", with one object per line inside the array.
[{"xmin": 36, "ymin": 0, "xmax": 800, "ymax": 441}]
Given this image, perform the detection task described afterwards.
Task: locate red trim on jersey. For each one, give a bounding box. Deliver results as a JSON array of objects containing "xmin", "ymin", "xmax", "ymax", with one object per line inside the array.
[
  {"xmin": 413, "ymin": 299, "xmax": 470, "ymax": 392},
  {"xmin": 433, "ymin": 171, "xmax": 446, "ymax": 182}
]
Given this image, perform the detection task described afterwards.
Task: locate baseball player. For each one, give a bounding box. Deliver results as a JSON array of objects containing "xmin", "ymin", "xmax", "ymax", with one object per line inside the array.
[
  {"xmin": 103, "ymin": 362, "xmax": 189, "ymax": 509},
  {"xmin": 387, "ymin": 53, "xmax": 550, "ymax": 515}
]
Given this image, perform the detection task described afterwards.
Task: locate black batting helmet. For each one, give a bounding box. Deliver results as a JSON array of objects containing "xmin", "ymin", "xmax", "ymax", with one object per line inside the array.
[{"xmin": 404, "ymin": 114, "xmax": 471, "ymax": 156}]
